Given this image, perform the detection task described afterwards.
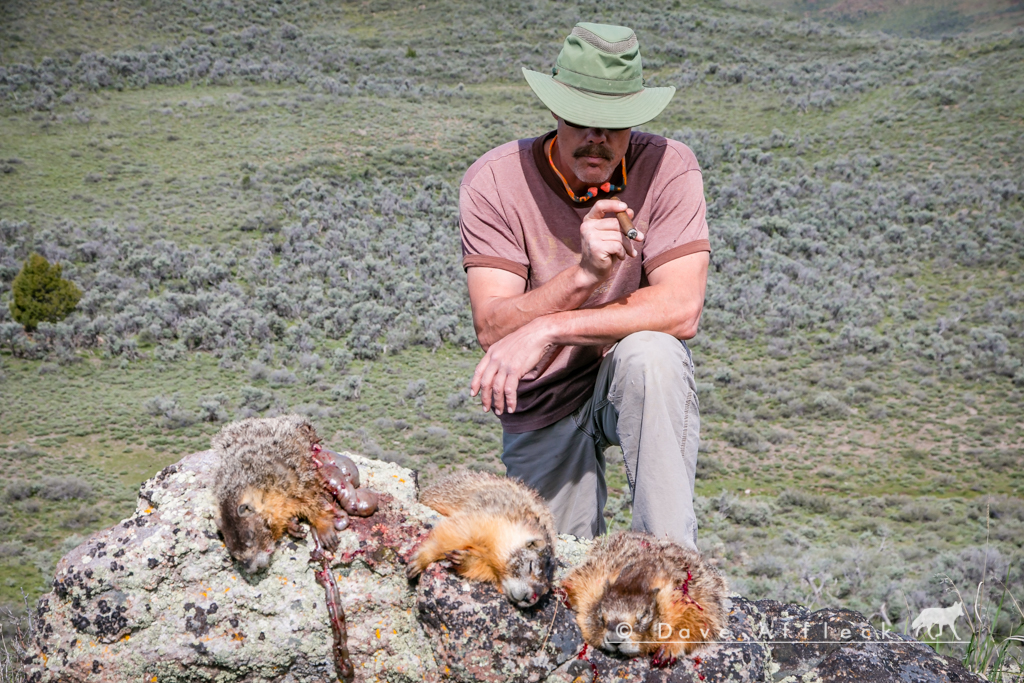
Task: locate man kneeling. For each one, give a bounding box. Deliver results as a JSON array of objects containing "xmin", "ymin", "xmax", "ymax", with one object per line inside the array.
[{"xmin": 461, "ymin": 22, "xmax": 711, "ymax": 551}]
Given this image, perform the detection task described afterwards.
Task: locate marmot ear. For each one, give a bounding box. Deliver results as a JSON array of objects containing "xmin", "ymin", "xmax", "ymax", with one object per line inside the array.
[{"xmin": 237, "ymin": 503, "xmax": 255, "ymax": 516}]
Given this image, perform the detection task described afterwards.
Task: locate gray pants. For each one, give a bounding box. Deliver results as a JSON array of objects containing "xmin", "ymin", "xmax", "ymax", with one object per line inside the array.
[{"xmin": 501, "ymin": 331, "xmax": 700, "ymax": 551}]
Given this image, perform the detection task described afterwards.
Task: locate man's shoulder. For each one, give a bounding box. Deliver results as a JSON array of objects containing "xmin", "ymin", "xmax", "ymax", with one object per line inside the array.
[
  {"xmin": 630, "ymin": 131, "xmax": 700, "ymax": 173},
  {"xmin": 461, "ymin": 138, "xmax": 536, "ymax": 189}
]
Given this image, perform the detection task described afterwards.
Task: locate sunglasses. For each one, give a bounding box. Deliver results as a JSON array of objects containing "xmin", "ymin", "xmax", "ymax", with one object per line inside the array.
[{"xmin": 563, "ymin": 119, "xmax": 629, "ymax": 133}]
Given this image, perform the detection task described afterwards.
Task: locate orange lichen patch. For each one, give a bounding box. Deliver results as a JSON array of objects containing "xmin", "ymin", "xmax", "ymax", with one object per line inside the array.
[
  {"xmin": 144, "ymin": 507, "xmax": 153, "ymax": 514},
  {"xmin": 232, "ymin": 633, "xmax": 245, "ymax": 641}
]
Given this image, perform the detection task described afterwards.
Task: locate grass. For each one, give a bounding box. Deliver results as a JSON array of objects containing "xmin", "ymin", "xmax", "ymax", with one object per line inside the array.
[
  {"xmin": 927, "ymin": 508, "xmax": 1024, "ymax": 682},
  {"xmin": 959, "ymin": 577, "xmax": 1024, "ymax": 681},
  {"xmin": 0, "ymin": 84, "xmax": 513, "ymax": 241}
]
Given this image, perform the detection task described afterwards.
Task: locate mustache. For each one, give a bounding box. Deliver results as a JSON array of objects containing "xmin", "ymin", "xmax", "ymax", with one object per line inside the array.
[{"xmin": 572, "ymin": 144, "xmax": 613, "ymax": 160}]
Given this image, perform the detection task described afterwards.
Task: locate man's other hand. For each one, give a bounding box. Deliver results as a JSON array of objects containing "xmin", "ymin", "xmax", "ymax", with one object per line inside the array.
[
  {"xmin": 579, "ymin": 198, "xmax": 644, "ymax": 286},
  {"xmin": 470, "ymin": 318, "xmax": 558, "ymax": 416}
]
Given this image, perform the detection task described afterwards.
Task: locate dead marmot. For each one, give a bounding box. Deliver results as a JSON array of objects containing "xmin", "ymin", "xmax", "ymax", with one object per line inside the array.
[
  {"xmin": 407, "ymin": 470, "xmax": 556, "ymax": 608},
  {"xmin": 563, "ymin": 531, "xmax": 728, "ymax": 666},
  {"xmin": 212, "ymin": 414, "xmax": 377, "ymax": 573}
]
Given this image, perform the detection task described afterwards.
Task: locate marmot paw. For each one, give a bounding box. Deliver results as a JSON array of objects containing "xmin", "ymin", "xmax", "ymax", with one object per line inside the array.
[
  {"xmin": 651, "ymin": 646, "xmax": 677, "ymax": 668},
  {"xmin": 444, "ymin": 549, "xmax": 467, "ymax": 566},
  {"xmin": 285, "ymin": 517, "xmax": 307, "ymax": 539},
  {"xmin": 319, "ymin": 526, "xmax": 340, "ymax": 552}
]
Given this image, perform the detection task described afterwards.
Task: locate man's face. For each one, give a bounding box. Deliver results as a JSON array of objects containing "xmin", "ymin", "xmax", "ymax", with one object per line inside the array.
[{"xmin": 553, "ymin": 115, "xmax": 631, "ymax": 192}]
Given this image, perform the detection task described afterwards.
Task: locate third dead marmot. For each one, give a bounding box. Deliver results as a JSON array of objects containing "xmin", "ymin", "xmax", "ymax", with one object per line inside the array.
[
  {"xmin": 563, "ymin": 531, "xmax": 728, "ymax": 666},
  {"xmin": 406, "ymin": 471, "xmax": 556, "ymax": 608},
  {"xmin": 212, "ymin": 414, "xmax": 377, "ymax": 573}
]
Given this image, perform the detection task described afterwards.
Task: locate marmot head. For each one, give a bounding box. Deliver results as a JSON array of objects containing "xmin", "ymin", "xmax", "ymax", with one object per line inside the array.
[
  {"xmin": 501, "ymin": 536, "xmax": 555, "ymax": 608},
  {"xmin": 587, "ymin": 565, "xmax": 662, "ymax": 655},
  {"xmin": 218, "ymin": 489, "xmax": 276, "ymax": 574}
]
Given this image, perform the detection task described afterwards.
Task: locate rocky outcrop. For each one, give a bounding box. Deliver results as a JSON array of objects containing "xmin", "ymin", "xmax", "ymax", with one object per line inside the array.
[
  {"xmin": 23, "ymin": 450, "xmax": 435, "ymax": 683},
  {"xmin": 23, "ymin": 451, "xmax": 984, "ymax": 683}
]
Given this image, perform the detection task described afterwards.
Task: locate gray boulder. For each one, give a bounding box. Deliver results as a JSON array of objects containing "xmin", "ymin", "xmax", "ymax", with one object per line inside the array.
[
  {"xmin": 23, "ymin": 451, "xmax": 985, "ymax": 683},
  {"xmin": 24, "ymin": 450, "xmax": 436, "ymax": 683}
]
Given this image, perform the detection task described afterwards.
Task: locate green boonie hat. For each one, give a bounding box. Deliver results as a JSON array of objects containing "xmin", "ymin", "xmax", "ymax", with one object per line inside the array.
[{"xmin": 523, "ymin": 22, "xmax": 675, "ymax": 129}]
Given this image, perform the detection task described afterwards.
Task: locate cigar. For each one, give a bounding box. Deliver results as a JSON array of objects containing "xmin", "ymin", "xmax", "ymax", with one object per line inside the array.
[{"xmin": 611, "ymin": 195, "xmax": 638, "ymax": 240}]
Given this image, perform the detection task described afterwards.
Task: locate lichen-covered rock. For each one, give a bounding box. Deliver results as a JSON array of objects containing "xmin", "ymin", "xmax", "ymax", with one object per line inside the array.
[
  {"xmin": 23, "ymin": 451, "xmax": 987, "ymax": 683},
  {"xmin": 750, "ymin": 599, "xmax": 982, "ymax": 682},
  {"xmin": 537, "ymin": 595, "xmax": 766, "ymax": 683},
  {"xmin": 415, "ymin": 562, "xmax": 581, "ymax": 683},
  {"xmin": 23, "ymin": 450, "xmax": 439, "ymax": 683}
]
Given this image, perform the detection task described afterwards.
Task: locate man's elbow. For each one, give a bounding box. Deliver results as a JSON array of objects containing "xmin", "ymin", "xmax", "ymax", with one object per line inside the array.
[
  {"xmin": 671, "ymin": 304, "xmax": 704, "ymax": 340},
  {"xmin": 474, "ymin": 324, "xmax": 495, "ymax": 352},
  {"xmin": 674, "ymin": 320, "xmax": 700, "ymax": 340}
]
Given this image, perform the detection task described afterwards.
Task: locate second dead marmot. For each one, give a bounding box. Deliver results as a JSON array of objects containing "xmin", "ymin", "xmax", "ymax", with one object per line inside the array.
[
  {"xmin": 407, "ymin": 470, "xmax": 556, "ymax": 608},
  {"xmin": 212, "ymin": 414, "xmax": 377, "ymax": 573},
  {"xmin": 563, "ymin": 531, "xmax": 728, "ymax": 666}
]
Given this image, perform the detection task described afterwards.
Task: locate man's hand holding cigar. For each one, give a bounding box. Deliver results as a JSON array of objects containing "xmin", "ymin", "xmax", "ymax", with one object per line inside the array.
[{"xmin": 578, "ymin": 197, "xmax": 644, "ymax": 286}]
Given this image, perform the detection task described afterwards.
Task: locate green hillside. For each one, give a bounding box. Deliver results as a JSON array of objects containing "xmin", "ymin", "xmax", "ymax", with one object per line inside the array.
[
  {"xmin": 752, "ymin": 0, "xmax": 1024, "ymax": 37},
  {"xmin": 1, "ymin": 0, "xmax": 1022, "ymax": 676}
]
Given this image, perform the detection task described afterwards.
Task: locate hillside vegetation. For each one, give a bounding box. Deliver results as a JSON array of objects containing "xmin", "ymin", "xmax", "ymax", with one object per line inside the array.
[
  {"xmin": 755, "ymin": 0, "xmax": 1024, "ymax": 37},
  {"xmin": 1, "ymin": 0, "xmax": 1022, "ymax": 671}
]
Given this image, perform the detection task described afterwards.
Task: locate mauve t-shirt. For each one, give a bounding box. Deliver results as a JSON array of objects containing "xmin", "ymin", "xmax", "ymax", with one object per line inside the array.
[{"xmin": 460, "ymin": 130, "xmax": 710, "ymax": 433}]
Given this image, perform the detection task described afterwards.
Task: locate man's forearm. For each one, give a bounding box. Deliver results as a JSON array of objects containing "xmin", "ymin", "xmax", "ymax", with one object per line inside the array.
[
  {"xmin": 471, "ymin": 199, "xmax": 643, "ymax": 349},
  {"xmin": 533, "ymin": 282, "xmax": 703, "ymax": 348},
  {"xmin": 470, "ymin": 253, "xmax": 709, "ymax": 415},
  {"xmin": 473, "ymin": 264, "xmax": 603, "ymax": 349}
]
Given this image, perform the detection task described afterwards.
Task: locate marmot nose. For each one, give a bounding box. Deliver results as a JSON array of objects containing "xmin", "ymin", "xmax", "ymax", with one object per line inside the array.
[
  {"xmin": 605, "ymin": 624, "xmax": 628, "ymax": 645},
  {"xmin": 247, "ymin": 552, "xmax": 271, "ymax": 574},
  {"xmin": 506, "ymin": 584, "xmax": 529, "ymax": 603}
]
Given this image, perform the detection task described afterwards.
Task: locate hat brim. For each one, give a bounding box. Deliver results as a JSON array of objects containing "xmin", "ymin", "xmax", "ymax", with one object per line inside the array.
[{"xmin": 523, "ymin": 68, "xmax": 675, "ymax": 129}]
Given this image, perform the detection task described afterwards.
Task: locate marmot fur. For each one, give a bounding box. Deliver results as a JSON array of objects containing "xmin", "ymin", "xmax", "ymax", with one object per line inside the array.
[
  {"xmin": 212, "ymin": 414, "xmax": 338, "ymax": 573},
  {"xmin": 563, "ymin": 531, "xmax": 728, "ymax": 665},
  {"xmin": 407, "ymin": 471, "xmax": 556, "ymax": 608}
]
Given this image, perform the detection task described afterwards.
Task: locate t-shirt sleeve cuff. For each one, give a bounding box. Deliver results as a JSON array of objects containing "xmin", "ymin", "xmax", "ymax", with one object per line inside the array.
[
  {"xmin": 463, "ymin": 255, "xmax": 530, "ymax": 280},
  {"xmin": 644, "ymin": 239, "xmax": 711, "ymax": 276}
]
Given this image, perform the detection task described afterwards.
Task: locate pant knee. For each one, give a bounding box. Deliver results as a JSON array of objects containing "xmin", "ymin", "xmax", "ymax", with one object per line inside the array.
[{"xmin": 613, "ymin": 332, "xmax": 692, "ymax": 381}]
